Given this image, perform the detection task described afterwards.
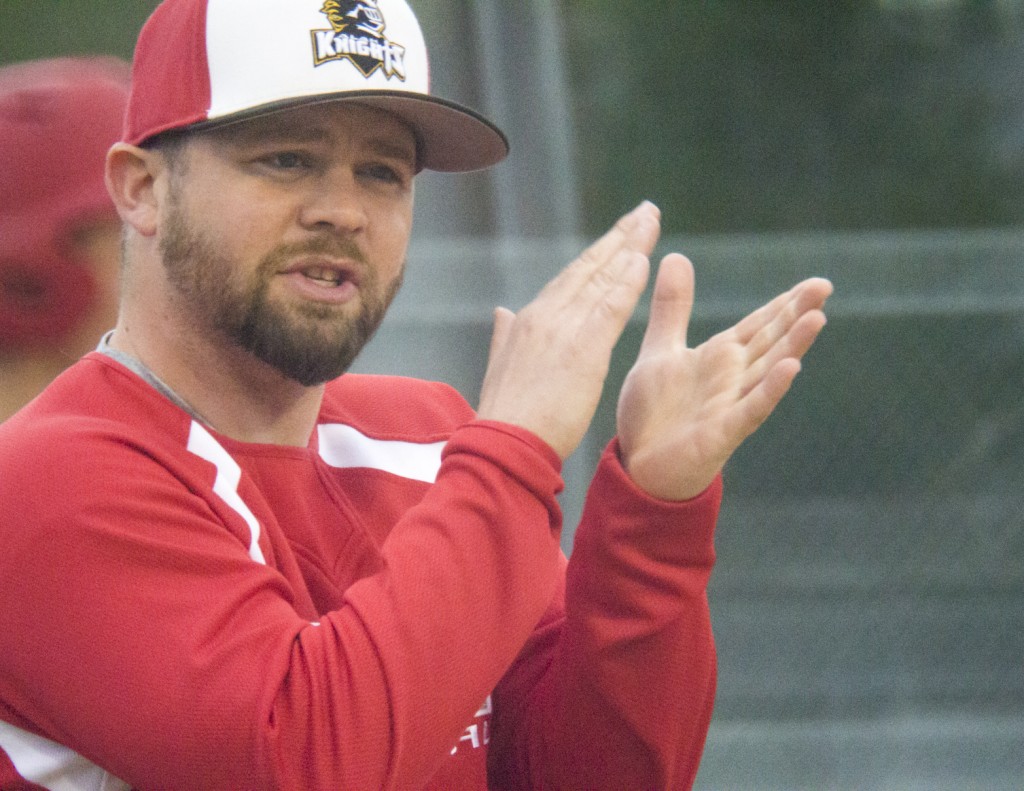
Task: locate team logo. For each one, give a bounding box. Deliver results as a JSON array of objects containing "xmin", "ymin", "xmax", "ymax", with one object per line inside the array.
[{"xmin": 312, "ymin": 1, "xmax": 407, "ymax": 80}]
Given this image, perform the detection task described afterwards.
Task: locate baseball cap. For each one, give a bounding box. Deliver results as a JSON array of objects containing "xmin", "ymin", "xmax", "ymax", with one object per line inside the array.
[
  {"xmin": 123, "ymin": 0, "xmax": 510, "ymax": 172},
  {"xmin": 0, "ymin": 57, "xmax": 130, "ymax": 349}
]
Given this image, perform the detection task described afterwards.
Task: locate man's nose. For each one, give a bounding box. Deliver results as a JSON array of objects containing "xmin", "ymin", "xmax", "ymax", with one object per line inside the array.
[{"xmin": 297, "ymin": 169, "xmax": 368, "ymax": 234}]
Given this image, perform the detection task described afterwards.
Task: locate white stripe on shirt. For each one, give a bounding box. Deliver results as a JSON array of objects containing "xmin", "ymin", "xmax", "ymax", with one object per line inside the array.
[
  {"xmin": 317, "ymin": 423, "xmax": 444, "ymax": 483},
  {"xmin": 0, "ymin": 719, "xmax": 129, "ymax": 791},
  {"xmin": 187, "ymin": 420, "xmax": 266, "ymax": 565}
]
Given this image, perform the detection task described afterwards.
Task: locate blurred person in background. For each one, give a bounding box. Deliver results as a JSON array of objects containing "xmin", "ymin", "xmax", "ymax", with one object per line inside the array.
[{"xmin": 0, "ymin": 56, "xmax": 130, "ymax": 421}]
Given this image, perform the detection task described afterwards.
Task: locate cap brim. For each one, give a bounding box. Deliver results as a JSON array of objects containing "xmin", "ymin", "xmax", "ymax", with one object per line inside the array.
[
  {"xmin": 350, "ymin": 92, "xmax": 509, "ymax": 173},
  {"xmin": 171, "ymin": 90, "xmax": 509, "ymax": 173}
]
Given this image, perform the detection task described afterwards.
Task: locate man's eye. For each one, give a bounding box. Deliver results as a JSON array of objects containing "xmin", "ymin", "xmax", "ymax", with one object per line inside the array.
[
  {"xmin": 361, "ymin": 164, "xmax": 404, "ymax": 184},
  {"xmin": 265, "ymin": 152, "xmax": 308, "ymax": 170}
]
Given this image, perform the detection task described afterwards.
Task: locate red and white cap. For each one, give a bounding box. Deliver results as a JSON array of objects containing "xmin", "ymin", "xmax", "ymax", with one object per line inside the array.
[{"xmin": 123, "ymin": 0, "xmax": 509, "ymax": 172}]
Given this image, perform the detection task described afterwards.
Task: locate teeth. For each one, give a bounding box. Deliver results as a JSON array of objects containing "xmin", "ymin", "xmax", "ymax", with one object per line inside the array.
[{"xmin": 304, "ymin": 267, "xmax": 343, "ymax": 286}]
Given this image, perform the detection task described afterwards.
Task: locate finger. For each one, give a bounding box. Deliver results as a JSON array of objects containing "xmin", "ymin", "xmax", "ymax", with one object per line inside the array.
[
  {"xmin": 731, "ymin": 278, "xmax": 833, "ymax": 369},
  {"xmin": 736, "ymin": 357, "xmax": 803, "ymax": 434},
  {"xmin": 732, "ymin": 277, "xmax": 833, "ymax": 349},
  {"xmin": 527, "ymin": 226, "xmax": 653, "ymax": 350},
  {"xmin": 569, "ymin": 249, "xmax": 650, "ymax": 351},
  {"xmin": 638, "ymin": 253, "xmax": 694, "ymax": 355},
  {"xmin": 782, "ymin": 307, "xmax": 829, "ymax": 362},
  {"xmin": 740, "ymin": 308, "xmax": 828, "ymax": 397},
  {"xmin": 729, "ymin": 289, "xmax": 794, "ymax": 346},
  {"xmin": 543, "ymin": 201, "xmax": 661, "ymax": 303},
  {"xmin": 581, "ymin": 201, "xmax": 661, "ymax": 268},
  {"xmin": 743, "ymin": 279, "xmax": 832, "ymax": 369},
  {"xmin": 487, "ymin": 306, "xmax": 516, "ymax": 362}
]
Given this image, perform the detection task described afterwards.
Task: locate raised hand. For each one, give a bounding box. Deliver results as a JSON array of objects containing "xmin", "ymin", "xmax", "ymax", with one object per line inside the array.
[
  {"xmin": 616, "ymin": 252, "xmax": 833, "ymax": 500},
  {"xmin": 476, "ymin": 202, "xmax": 660, "ymax": 460}
]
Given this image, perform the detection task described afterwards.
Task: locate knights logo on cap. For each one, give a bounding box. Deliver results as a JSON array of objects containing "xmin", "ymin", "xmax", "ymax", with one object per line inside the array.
[{"xmin": 312, "ymin": 1, "xmax": 406, "ymax": 80}]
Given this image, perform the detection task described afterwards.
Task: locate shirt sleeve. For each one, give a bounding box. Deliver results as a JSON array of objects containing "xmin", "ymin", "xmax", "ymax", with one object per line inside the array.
[
  {"xmin": 488, "ymin": 437, "xmax": 721, "ymax": 790},
  {"xmin": 0, "ymin": 418, "xmax": 566, "ymax": 791}
]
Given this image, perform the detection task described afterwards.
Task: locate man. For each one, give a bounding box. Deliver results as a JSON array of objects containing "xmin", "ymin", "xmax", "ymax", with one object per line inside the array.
[
  {"xmin": 0, "ymin": 1, "xmax": 832, "ymax": 789},
  {"xmin": 0, "ymin": 56, "xmax": 130, "ymax": 421}
]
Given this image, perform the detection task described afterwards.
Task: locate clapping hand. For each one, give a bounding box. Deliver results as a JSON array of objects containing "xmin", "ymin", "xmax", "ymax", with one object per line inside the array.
[{"xmin": 477, "ymin": 201, "xmax": 832, "ymax": 499}]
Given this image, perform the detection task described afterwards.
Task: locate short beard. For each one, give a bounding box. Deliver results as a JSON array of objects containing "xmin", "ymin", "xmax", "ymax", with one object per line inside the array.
[{"xmin": 159, "ymin": 191, "xmax": 402, "ymax": 387}]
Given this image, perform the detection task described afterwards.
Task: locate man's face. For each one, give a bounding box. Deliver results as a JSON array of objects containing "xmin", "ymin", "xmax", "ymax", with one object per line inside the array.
[{"xmin": 156, "ymin": 102, "xmax": 416, "ymax": 386}]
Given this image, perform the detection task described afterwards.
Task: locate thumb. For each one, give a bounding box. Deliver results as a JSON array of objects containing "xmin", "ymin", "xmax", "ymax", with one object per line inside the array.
[
  {"xmin": 488, "ymin": 306, "xmax": 516, "ymax": 361},
  {"xmin": 639, "ymin": 253, "xmax": 695, "ymax": 354}
]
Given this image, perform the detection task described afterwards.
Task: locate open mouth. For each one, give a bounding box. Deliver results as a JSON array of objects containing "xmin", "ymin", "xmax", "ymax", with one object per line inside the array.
[
  {"xmin": 302, "ymin": 266, "xmax": 347, "ymax": 287},
  {"xmin": 281, "ymin": 259, "xmax": 362, "ymax": 305}
]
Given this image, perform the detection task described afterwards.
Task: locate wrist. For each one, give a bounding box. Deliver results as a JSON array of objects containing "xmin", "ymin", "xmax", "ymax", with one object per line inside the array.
[{"xmin": 616, "ymin": 441, "xmax": 721, "ymax": 502}]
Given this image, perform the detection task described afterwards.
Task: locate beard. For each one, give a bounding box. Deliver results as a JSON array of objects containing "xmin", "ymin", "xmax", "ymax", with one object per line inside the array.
[{"xmin": 159, "ymin": 192, "xmax": 402, "ymax": 387}]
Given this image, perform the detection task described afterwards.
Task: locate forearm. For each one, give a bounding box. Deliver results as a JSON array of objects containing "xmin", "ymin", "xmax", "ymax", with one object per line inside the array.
[
  {"xmin": 280, "ymin": 421, "xmax": 566, "ymax": 789},
  {"xmin": 490, "ymin": 440, "xmax": 720, "ymax": 790},
  {"xmin": 0, "ymin": 421, "xmax": 565, "ymax": 791}
]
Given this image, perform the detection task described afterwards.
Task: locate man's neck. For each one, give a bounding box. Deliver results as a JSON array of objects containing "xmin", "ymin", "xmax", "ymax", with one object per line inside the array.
[{"xmin": 107, "ymin": 321, "xmax": 326, "ymax": 448}]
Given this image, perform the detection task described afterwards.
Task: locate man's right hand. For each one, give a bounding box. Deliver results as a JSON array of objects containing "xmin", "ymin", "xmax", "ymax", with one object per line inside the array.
[{"xmin": 476, "ymin": 202, "xmax": 660, "ymax": 460}]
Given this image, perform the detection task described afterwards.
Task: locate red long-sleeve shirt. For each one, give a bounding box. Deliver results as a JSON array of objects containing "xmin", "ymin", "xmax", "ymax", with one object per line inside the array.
[{"xmin": 0, "ymin": 353, "xmax": 719, "ymax": 790}]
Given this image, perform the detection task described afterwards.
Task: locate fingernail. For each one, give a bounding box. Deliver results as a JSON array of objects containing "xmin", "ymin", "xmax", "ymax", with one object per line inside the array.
[{"xmin": 621, "ymin": 201, "xmax": 657, "ymax": 231}]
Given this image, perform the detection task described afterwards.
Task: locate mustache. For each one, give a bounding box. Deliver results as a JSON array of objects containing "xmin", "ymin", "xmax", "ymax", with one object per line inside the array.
[{"xmin": 260, "ymin": 237, "xmax": 368, "ymax": 272}]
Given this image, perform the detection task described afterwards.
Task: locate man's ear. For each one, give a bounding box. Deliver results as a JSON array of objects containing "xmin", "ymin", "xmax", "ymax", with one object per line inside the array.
[{"xmin": 104, "ymin": 143, "xmax": 166, "ymax": 237}]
